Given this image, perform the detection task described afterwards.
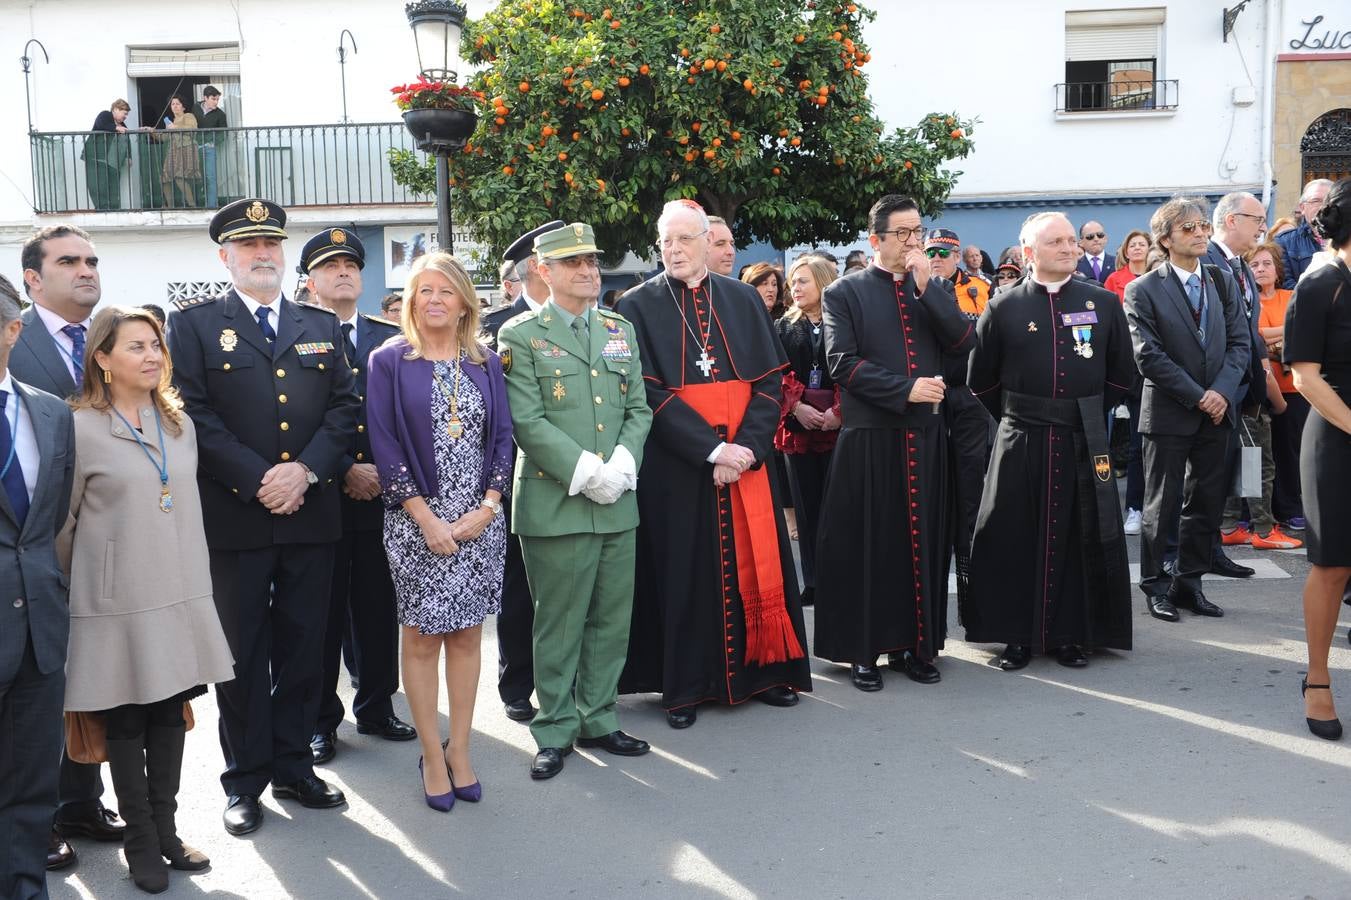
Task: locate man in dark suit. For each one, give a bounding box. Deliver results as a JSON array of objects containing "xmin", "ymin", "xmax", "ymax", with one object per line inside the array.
[
  {"xmin": 12, "ymin": 225, "xmax": 124, "ymax": 870},
  {"xmin": 482, "ymin": 220, "xmax": 561, "ymax": 723},
  {"xmin": 0, "ymin": 273, "xmax": 77, "ymax": 900},
  {"xmin": 1076, "ymin": 220, "xmax": 1116, "ymax": 284},
  {"xmin": 167, "ymin": 199, "xmax": 360, "ymax": 836},
  {"xmin": 302, "ymin": 228, "xmax": 414, "ymax": 765},
  {"xmin": 1124, "ymin": 196, "xmax": 1250, "ymax": 623}
]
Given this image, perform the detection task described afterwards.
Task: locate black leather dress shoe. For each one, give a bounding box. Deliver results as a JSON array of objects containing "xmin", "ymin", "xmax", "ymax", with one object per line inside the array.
[
  {"xmin": 310, "ymin": 732, "xmax": 336, "ymax": 765},
  {"xmin": 1055, "ymin": 645, "xmax": 1089, "ymax": 668},
  {"xmin": 666, "ymin": 706, "xmax": 698, "ymax": 729},
  {"xmin": 272, "ymin": 775, "xmax": 346, "ymax": 809},
  {"xmin": 1147, "ymin": 595, "xmax": 1180, "ymax": 622},
  {"xmin": 1175, "ymin": 589, "xmax": 1224, "ymax": 617},
  {"xmin": 890, "ymin": 649, "xmax": 941, "ymax": 684},
  {"xmin": 222, "ymin": 795, "xmax": 262, "ymax": 836},
  {"xmin": 1209, "ymin": 555, "xmax": 1255, "ymax": 578},
  {"xmin": 755, "ymin": 686, "xmax": 799, "ymax": 707},
  {"xmin": 356, "ymin": 715, "xmax": 417, "ymax": 741},
  {"xmin": 577, "ymin": 730, "xmax": 650, "ymax": 756},
  {"xmin": 996, "ymin": 644, "xmax": 1033, "ymax": 671},
  {"xmin": 530, "ymin": 746, "xmax": 572, "ymax": 780},
  {"xmin": 851, "ymin": 664, "xmax": 884, "ymax": 692},
  {"xmin": 504, "ymin": 698, "xmax": 537, "ymax": 722},
  {"xmin": 46, "ymin": 831, "xmax": 77, "ymax": 870},
  {"xmin": 55, "ymin": 804, "xmax": 125, "ymax": 841}
]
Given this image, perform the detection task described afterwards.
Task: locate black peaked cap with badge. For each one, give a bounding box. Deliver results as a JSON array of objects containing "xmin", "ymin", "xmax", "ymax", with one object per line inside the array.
[
  {"xmin": 503, "ymin": 219, "xmax": 565, "ymax": 265},
  {"xmin": 299, "ymin": 227, "xmax": 365, "ymax": 274},
  {"xmin": 209, "ymin": 197, "xmax": 288, "ymax": 244}
]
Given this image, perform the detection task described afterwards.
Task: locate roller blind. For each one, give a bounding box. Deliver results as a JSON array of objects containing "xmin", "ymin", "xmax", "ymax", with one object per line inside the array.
[
  {"xmin": 127, "ymin": 45, "xmax": 240, "ymax": 77},
  {"xmin": 1065, "ymin": 8, "xmax": 1164, "ymax": 61}
]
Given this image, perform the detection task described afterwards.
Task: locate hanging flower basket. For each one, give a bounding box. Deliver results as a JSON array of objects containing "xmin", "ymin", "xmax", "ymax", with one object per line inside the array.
[{"xmin": 393, "ymin": 78, "xmax": 482, "ymax": 153}]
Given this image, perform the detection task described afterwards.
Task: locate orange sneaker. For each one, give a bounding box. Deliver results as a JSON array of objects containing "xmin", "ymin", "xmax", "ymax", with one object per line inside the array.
[
  {"xmin": 1221, "ymin": 525, "xmax": 1252, "ymax": 546},
  {"xmin": 1251, "ymin": 526, "xmax": 1304, "ymax": 550}
]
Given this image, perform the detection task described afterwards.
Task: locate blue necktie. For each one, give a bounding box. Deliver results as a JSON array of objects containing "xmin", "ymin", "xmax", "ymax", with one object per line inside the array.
[
  {"xmin": 0, "ymin": 389, "xmax": 29, "ymax": 527},
  {"xmin": 1185, "ymin": 274, "xmax": 1202, "ymax": 325},
  {"xmin": 255, "ymin": 306, "xmax": 277, "ymax": 343},
  {"xmin": 61, "ymin": 324, "xmax": 86, "ymax": 380}
]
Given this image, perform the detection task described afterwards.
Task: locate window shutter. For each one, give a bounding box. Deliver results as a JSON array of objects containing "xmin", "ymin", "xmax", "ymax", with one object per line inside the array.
[
  {"xmin": 1065, "ymin": 8, "xmax": 1164, "ymax": 62},
  {"xmin": 127, "ymin": 46, "xmax": 240, "ymax": 77}
]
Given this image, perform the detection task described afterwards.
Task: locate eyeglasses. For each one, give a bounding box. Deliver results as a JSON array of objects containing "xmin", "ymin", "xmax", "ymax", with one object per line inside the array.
[
  {"xmin": 1233, "ymin": 212, "xmax": 1267, "ymax": 228},
  {"xmin": 996, "ymin": 271, "xmax": 1019, "ymax": 281},
  {"xmin": 554, "ymin": 254, "xmax": 600, "ymax": 269},
  {"xmin": 924, "ymin": 248, "xmax": 953, "ymax": 259},
  {"xmin": 1176, "ymin": 220, "xmax": 1213, "ymax": 235},
  {"xmin": 657, "ymin": 231, "xmax": 708, "ymax": 249},
  {"xmin": 1081, "ymin": 231, "xmax": 1106, "ymax": 241},
  {"xmin": 876, "ymin": 226, "xmax": 926, "ymax": 242}
]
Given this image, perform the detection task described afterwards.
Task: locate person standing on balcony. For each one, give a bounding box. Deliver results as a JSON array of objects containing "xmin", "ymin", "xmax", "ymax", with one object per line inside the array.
[
  {"xmin": 192, "ymin": 86, "xmax": 227, "ymax": 209},
  {"xmin": 152, "ymin": 96, "xmax": 200, "ymax": 209},
  {"xmin": 83, "ymin": 100, "xmax": 134, "ymax": 211},
  {"xmin": 12, "ymin": 224, "xmax": 126, "ymax": 872}
]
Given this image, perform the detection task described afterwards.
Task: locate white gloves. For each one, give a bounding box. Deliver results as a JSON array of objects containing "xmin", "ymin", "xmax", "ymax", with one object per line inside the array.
[{"xmin": 569, "ymin": 446, "xmax": 638, "ymax": 506}]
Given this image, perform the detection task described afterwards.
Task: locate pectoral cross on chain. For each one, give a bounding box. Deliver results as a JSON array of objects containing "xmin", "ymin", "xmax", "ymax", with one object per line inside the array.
[{"xmin": 696, "ymin": 349, "xmax": 716, "ymax": 378}]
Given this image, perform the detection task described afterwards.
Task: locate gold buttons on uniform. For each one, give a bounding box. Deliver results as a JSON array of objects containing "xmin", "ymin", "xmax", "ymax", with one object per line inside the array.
[
  {"xmin": 232, "ymin": 488, "xmax": 239, "ymax": 494},
  {"xmin": 278, "ymin": 394, "xmax": 288, "ymax": 404},
  {"xmin": 537, "ymin": 470, "xmax": 545, "ymax": 477},
  {"xmin": 280, "ymin": 452, "xmax": 291, "ymax": 461},
  {"xmin": 555, "ymin": 369, "xmax": 562, "ymax": 376},
  {"xmin": 352, "ymin": 367, "xmax": 360, "ymax": 375},
  {"xmin": 356, "ymin": 452, "xmax": 364, "ymax": 461},
  {"xmin": 595, "ymin": 396, "xmax": 603, "ymax": 405},
  {"xmin": 318, "ymin": 363, "xmax": 326, "ymax": 370},
  {"xmin": 276, "ymin": 368, "xmax": 286, "ymax": 378},
  {"xmin": 357, "ymin": 425, "xmax": 365, "ymax": 433},
  {"xmin": 597, "ymin": 423, "xmax": 606, "ymax": 431},
  {"xmin": 223, "ymin": 363, "xmax": 232, "ymax": 371},
  {"xmin": 280, "ymin": 422, "xmax": 289, "ymax": 431},
  {"xmin": 598, "ymin": 451, "xmax": 606, "ymax": 461},
  {"xmin": 591, "ymin": 369, "xmax": 599, "ymax": 377}
]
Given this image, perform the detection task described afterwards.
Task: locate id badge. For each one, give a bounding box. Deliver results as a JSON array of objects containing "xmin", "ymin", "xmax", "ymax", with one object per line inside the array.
[{"xmin": 808, "ymin": 367, "xmax": 822, "ymax": 389}]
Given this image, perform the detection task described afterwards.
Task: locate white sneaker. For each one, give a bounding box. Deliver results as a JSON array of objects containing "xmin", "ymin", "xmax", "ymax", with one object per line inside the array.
[{"xmin": 1123, "ymin": 508, "xmax": 1142, "ymax": 535}]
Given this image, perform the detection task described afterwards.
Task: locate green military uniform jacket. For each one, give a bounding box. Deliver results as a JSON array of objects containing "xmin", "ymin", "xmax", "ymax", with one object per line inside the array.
[{"xmin": 498, "ymin": 301, "xmax": 652, "ymax": 537}]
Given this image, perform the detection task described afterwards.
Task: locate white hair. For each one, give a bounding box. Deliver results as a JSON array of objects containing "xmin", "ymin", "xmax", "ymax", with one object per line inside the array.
[
  {"xmin": 1213, "ymin": 191, "xmax": 1261, "ymax": 231},
  {"xmin": 657, "ymin": 200, "xmax": 709, "ymax": 237},
  {"xmin": 1301, "ymin": 178, "xmax": 1334, "ymax": 203},
  {"xmin": 1019, "ymin": 212, "xmax": 1072, "ymax": 252}
]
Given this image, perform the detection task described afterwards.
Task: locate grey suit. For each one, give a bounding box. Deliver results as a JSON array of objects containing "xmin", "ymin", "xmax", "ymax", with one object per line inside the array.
[
  {"xmin": 0, "ymin": 380, "xmax": 75, "ymax": 900},
  {"xmin": 1125, "ymin": 263, "xmax": 1250, "ymax": 598},
  {"xmin": 5, "ymin": 306, "xmax": 106, "ymax": 827}
]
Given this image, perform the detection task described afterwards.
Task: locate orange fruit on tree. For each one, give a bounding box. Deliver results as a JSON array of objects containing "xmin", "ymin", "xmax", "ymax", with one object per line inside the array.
[
  {"xmin": 502, "ymin": 165, "xmax": 514, "ymax": 175},
  {"xmin": 684, "ymin": 150, "xmax": 697, "ymax": 162},
  {"xmin": 793, "ymin": 34, "xmax": 805, "ymax": 43},
  {"xmin": 691, "ymin": 121, "xmax": 702, "ymax": 132},
  {"xmin": 558, "ymin": 151, "xmax": 568, "ymax": 161},
  {"xmin": 572, "ymin": 131, "xmax": 581, "ymax": 141},
  {"xmin": 743, "ymin": 78, "xmax": 754, "ymax": 91},
  {"xmin": 710, "ymin": 23, "xmax": 721, "ymax": 33},
  {"xmin": 680, "ymin": 47, "xmax": 690, "ymax": 57},
  {"xmin": 904, "ymin": 160, "xmax": 913, "ymax": 169},
  {"xmin": 596, "ymin": 178, "xmax": 606, "ymax": 191},
  {"xmin": 495, "ymin": 116, "xmax": 506, "ymax": 125},
  {"xmin": 703, "ymin": 58, "xmax": 716, "ymax": 71},
  {"xmin": 591, "ymin": 88, "xmax": 605, "ymax": 100},
  {"xmin": 602, "ymin": 7, "xmax": 612, "ymax": 18},
  {"xmin": 790, "ymin": 136, "xmax": 801, "ymax": 146},
  {"xmin": 712, "ymin": 137, "xmax": 723, "ymax": 147},
  {"xmin": 730, "ymin": 131, "xmax": 741, "ymax": 140},
  {"xmin": 621, "ymin": 127, "xmax": 631, "ymax": 136},
  {"xmin": 778, "ymin": 128, "xmax": 789, "ymax": 137},
  {"xmin": 678, "ymin": 135, "xmax": 689, "ymax": 145},
  {"xmin": 618, "ymin": 76, "xmax": 631, "ymax": 87},
  {"xmin": 687, "ymin": 76, "xmax": 696, "ymax": 84},
  {"xmin": 563, "ymin": 66, "xmax": 574, "ymax": 76},
  {"xmin": 771, "ymin": 166, "xmax": 781, "ymax": 175},
  {"xmin": 950, "ymin": 128, "xmax": 962, "ymax": 138},
  {"xmin": 703, "ymin": 149, "xmax": 716, "ymax": 160},
  {"xmin": 564, "ymin": 171, "xmax": 574, "ymax": 182},
  {"xmin": 519, "ymin": 81, "xmax": 531, "ymax": 92},
  {"xmin": 583, "ymin": 79, "xmax": 593, "ymax": 89},
  {"xmin": 639, "ymin": 64, "xmax": 650, "ymax": 75},
  {"xmin": 541, "ymin": 125, "xmax": 555, "ymax": 137}
]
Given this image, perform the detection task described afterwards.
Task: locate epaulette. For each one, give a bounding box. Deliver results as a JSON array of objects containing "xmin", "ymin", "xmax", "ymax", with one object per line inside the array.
[
  {"xmin": 299, "ymin": 303, "xmax": 337, "ymax": 315},
  {"xmin": 597, "ymin": 308, "xmax": 632, "ymax": 325},
  {"xmin": 502, "ymin": 308, "xmax": 538, "ymax": 330},
  {"xmin": 171, "ymin": 296, "xmax": 215, "ymax": 312},
  {"xmin": 361, "ymin": 313, "xmax": 400, "ymax": 328}
]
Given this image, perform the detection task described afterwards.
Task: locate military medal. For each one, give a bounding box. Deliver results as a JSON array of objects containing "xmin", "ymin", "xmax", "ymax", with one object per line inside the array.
[
  {"xmin": 1027, "ymin": 321, "xmax": 1038, "ymax": 332},
  {"xmin": 220, "ymin": 328, "xmax": 238, "ymax": 352},
  {"xmin": 1073, "ymin": 325, "xmax": 1094, "ymax": 358},
  {"xmin": 111, "ymin": 406, "xmax": 174, "ymax": 514},
  {"xmin": 553, "ymin": 380, "xmax": 567, "ymax": 401},
  {"xmin": 159, "ymin": 486, "xmax": 174, "ymax": 513}
]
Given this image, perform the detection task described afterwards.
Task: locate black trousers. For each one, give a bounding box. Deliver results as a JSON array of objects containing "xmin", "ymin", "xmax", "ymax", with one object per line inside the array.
[
  {"xmin": 0, "ymin": 638, "xmax": 64, "ymax": 900},
  {"xmin": 210, "ymin": 543, "xmax": 334, "ymax": 797},
  {"xmin": 1139, "ymin": 421, "xmax": 1234, "ymax": 598},
  {"xmin": 1271, "ymin": 391, "xmax": 1309, "ymax": 523},
  {"xmin": 497, "ymin": 523, "xmax": 536, "ymax": 704},
  {"xmin": 103, "ymin": 697, "xmax": 184, "ymax": 740},
  {"xmin": 317, "ymin": 528, "xmax": 399, "ymax": 734},
  {"xmin": 949, "ymin": 389, "xmax": 994, "ymax": 559},
  {"xmin": 785, "ymin": 449, "xmax": 833, "ymax": 589}
]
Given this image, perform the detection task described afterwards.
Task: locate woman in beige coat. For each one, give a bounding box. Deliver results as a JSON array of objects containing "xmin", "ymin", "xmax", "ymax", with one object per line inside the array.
[{"xmin": 63, "ymin": 306, "xmax": 233, "ymax": 893}]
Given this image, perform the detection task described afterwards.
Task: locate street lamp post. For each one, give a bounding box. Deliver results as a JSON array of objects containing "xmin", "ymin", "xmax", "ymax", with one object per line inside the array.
[
  {"xmin": 404, "ymin": 0, "xmax": 470, "ymax": 253},
  {"xmin": 338, "ymin": 30, "xmax": 358, "ymax": 124}
]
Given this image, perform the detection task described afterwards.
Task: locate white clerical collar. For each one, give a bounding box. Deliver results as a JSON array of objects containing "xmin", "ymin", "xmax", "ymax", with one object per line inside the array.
[
  {"xmin": 670, "ymin": 268, "xmax": 711, "ymax": 290},
  {"xmin": 872, "ymin": 262, "xmax": 906, "ymax": 282},
  {"xmin": 1033, "ymin": 274, "xmax": 1073, "ymax": 293},
  {"xmin": 33, "ymin": 302, "xmax": 92, "ymax": 338}
]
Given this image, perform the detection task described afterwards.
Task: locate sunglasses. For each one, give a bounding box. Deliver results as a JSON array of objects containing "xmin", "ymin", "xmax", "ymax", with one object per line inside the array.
[
  {"xmin": 925, "ymin": 248, "xmax": 953, "ymax": 259},
  {"xmin": 1081, "ymin": 231, "xmax": 1106, "ymax": 241},
  {"xmin": 996, "ymin": 271, "xmax": 1019, "ymax": 280},
  {"xmin": 1176, "ymin": 220, "xmax": 1213, "ymax": 235}
]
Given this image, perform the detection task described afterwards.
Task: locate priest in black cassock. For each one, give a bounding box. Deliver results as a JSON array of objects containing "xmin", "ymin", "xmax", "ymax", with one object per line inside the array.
[
  {"xmin": 964, "ymin": 212, "xmax": 1136, "ymax": 671},
  {"xmin": 814, "ymin": 194, "xmax": 977, "ymax": 692},
  {"xmin": 617, "ymin": 199, "xmax": 811, "ymax": 729}
]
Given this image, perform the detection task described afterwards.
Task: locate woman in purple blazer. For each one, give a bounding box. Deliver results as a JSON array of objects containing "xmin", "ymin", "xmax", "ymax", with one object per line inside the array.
[{"xmin": 366, "ymin": 252, "xmax": 512, "ymax": 811}]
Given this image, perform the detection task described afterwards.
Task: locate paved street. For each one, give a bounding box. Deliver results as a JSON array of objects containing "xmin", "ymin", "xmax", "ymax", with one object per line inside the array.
[{"xmin": 49, "ymin": 531, "xmax": 1351, "ymax": 900}]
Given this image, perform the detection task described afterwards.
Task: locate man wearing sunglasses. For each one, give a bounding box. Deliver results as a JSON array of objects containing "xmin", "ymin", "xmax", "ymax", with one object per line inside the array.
[
  {"xmin": 1124, "ymin": 197, "xmax": 1250, "ymax": 624},
  {"xmin": 1077, "ymin": 222, "xmax": 1116, "ymax": 285}
]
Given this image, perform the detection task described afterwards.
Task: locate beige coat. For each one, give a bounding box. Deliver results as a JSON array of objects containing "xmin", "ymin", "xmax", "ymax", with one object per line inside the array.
[{"xmin": 62, "ymin": 405, "xmax": 234, "ymax": 711}]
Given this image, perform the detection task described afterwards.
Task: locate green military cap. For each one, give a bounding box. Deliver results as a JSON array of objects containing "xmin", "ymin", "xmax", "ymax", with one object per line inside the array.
[
  {"xmin": 534, "ymin": 222, "xmax": 598, "ymax": 260},
  {"xmin": 209, "ymin": 197, "xmax": 288, "ymax": 244}
]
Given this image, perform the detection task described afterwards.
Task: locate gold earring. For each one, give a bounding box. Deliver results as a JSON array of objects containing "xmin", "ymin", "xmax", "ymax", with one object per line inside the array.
[{"xmin": 102, "ymin": 368, "xmax": 112, "ymax": 384}]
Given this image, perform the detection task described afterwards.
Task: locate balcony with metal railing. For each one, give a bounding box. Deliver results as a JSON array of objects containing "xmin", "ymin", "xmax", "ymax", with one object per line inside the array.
[
  {"xmin": 1055, "ymin": 79, "xmax": 1180, "ymax": 114},
  {"xmin": 28, "ymin": 122, "xmax": 432, "ymax": 215}
]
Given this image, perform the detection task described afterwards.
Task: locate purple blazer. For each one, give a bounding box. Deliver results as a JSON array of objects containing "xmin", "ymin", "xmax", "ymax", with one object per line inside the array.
[{"xmin": 366, "ymin": 336, "xmax": 513, "ymax": 509}]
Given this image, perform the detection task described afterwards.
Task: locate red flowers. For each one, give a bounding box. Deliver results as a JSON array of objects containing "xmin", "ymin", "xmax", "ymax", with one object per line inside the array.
[{"xmin": 391, "ymin": 79, "xmax": 485, "ymax": 113}]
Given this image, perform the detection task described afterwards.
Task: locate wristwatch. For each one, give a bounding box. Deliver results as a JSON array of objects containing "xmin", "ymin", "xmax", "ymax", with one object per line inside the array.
[
  {"xmin": 480, "ymin": 496, "xmax": 502, "ymax": 516},
  {"xmin": 297, "ymin": 461, "xmax": 319, "ymax": 486}
]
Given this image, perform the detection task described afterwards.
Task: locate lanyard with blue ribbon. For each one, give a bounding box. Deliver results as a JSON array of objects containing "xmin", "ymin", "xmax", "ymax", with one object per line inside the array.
[{"xmin": 111, "ymin": 406, "xmax": 174, "ymax": 513}]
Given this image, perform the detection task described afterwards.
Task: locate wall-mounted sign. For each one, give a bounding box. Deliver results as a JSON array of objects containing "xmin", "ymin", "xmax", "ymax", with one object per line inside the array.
[
  {"xmin": 383, "ymin": 225, "xmax": 492, "ymax": 290},
  {"xmin": 1289, "ymin": 16, "xmax": 1351, "ymax": 51}
]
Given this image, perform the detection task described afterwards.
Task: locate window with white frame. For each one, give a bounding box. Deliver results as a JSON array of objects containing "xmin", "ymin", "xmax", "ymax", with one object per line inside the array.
[{"xmin": 1062, "ymin": 8, "xmax": 1172, "ymax": 112}]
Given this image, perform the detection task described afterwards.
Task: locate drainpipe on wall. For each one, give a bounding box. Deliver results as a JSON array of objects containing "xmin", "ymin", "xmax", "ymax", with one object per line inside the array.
[{"xmin": 1260, "ymin": 0, "xmax": 1281, "ymax": 210}]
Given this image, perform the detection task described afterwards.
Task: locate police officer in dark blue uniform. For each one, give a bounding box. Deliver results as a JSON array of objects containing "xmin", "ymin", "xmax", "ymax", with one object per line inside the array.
[
  {"xmin": 299, "ymin": 227, "xmax": 414, "ymax": 765},
  {"xmin": 482, "ymin": 220, "xmax": 561, "ymax": 722},
  {"xmin": 166, "ymin": 199, "xmax": 359, "ymax": 836}
]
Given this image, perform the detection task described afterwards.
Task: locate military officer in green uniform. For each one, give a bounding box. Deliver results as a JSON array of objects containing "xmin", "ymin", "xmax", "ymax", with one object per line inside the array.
[{"xmin": 497, "ymin": 222, "xmax": 654, "ymax": 780}]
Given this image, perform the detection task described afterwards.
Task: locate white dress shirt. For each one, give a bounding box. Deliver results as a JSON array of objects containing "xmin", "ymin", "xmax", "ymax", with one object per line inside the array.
[
  {"xmin": 235, "ymin": 289, "xmax": 284, "ymax": 335},
  {"xmin": 520, "ymin": 288, "xmax": 546, "ymax": 313},
  {"xmin": 339, "ymin": 312, "xmax": 359, "ymax": 348},
  {"xmin": 0, "ymin": 371, "xmax": 41, "ymax": 502},
  {"xmin": 32, "ymin": 303, "xmax": 93, "ymax": 381}
]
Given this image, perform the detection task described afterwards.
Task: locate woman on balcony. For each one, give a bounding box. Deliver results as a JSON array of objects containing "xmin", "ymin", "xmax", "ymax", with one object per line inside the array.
[{"xmin": 152, "ymin": 95, "xmax": 200, "ymax": 208}]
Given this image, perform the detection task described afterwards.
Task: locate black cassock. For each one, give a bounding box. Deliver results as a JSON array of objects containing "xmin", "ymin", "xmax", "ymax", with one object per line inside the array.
[
  {"xmin": 616, "ymin": 272, "xmax": 812, "ymax": 710},
  {"xmin": 814, "ymin": 266, "xmax": 976, "ymax": 664},
  {"xmin": 964, "ymin": 277, "xmax": 1136, "ymax": 652}
]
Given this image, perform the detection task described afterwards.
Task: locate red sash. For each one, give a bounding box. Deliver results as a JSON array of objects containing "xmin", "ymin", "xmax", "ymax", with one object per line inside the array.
[{"xmin": 680, "ymin": 381, "xmax": 804, "ymax": 666}]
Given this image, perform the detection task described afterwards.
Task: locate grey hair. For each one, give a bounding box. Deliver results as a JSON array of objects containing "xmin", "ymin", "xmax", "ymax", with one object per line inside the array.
[
  {"xmin": 1019, "ymin": 212, "xmax": 1072, "ymax": 253},
  {"xmin": 514, "ymin": 256, "xmax": 532, "ymax": 282},
  {"xmin": 657, "ymin": 200, "xmax": 709, "ymax": 237},
  {"xmin": 1213, "ymin": 191, "xmax": 1260, "ymax": 231},
  {"xmin": 1150, "ymin": 196, "xmax": 1211, "ymax": 250},
  {"xmin": 1301, "ymin": 178, "xmax": 1334, "ymax": 203},
  {"xmin": 0, "ymin": 274, "xmax": 22, "ymax": 325}
]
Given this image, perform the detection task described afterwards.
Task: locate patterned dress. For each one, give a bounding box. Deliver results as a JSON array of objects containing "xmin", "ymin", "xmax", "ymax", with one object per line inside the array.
[{"xmin": 384, "ymin": 358, "xmax": 506, "ymax": 633}]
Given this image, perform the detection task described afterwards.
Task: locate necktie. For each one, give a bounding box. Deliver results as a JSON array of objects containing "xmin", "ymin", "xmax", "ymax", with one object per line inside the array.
[
  {"xmin": 61, "ymin": 324, "xmax": 86, "ymax": 379},
  {"xmin": 1185, "ymin": 274, "xmax": 1202, "ymax": 326},
  {"xmin": 1230, "ymin": 257, "xmax": 1251, "ymax": 306},
  {"xmin": 0, "ymin": 389, "xmax": 29, "ymax": 527},
  {"xmin": 255, "ymin": 306, "xmax": 277, "ymax": 343},
  {"xmin": 571, "ymin": 315, "xmax": 588, "ymax": 344},
  {"xmin": 1091, "ymin": 257, "xmax": 1102, "ymax": 281},
  {"xmin": 341, "ymin": 323, "xmax": 356, "ymax": 365}
]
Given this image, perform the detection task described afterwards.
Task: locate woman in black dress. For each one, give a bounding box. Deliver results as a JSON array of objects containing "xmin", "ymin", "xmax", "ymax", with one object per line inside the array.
[{"xmin": 1284, "ymin": 177, "xmax": 1351, "ymax": 741}]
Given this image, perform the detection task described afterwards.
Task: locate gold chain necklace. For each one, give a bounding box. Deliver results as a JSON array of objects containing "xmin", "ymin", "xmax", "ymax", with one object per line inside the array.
[{"xmin": 432, "ymin": 351, "xmax": 466, "ymax": 439}]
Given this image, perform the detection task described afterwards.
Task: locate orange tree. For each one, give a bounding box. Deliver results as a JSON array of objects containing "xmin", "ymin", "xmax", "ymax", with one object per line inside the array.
[{"xmin": 391, "ymin": 0, "xmax": 975, "ymax": 261}]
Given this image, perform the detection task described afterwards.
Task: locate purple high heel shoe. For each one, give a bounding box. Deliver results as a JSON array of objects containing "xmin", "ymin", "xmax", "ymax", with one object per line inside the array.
[
  {"xmin": 442, "ymin": 739, "xmax": 482, "ymax": 802},
  {"xmin": 419, "ymin": 756, "xmax": 454, "ymax": 812}
]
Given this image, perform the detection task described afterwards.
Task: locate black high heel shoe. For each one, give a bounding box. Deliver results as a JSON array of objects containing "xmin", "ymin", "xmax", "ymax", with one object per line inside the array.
[{"xmin": 1301, "ymin": 677, "xmax": 1343, "ymax": 741}]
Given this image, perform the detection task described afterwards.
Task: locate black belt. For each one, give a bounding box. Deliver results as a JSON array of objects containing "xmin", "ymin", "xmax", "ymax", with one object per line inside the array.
[{"xmin": 1000, "ymin": 390, "xmax": 1124, "ymax": 587}]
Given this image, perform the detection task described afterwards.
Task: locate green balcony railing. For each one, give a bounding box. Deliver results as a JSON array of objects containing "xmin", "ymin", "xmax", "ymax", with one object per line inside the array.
[{"xmin": 29, "ymin": 122, "xmax": 432, "ymax": 214}]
